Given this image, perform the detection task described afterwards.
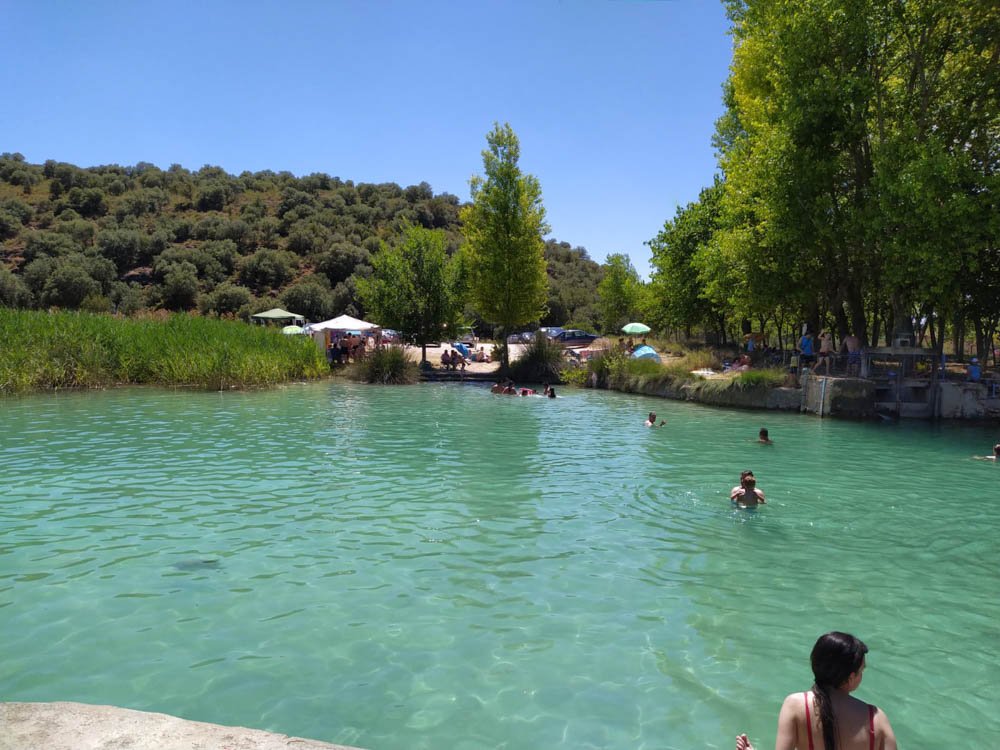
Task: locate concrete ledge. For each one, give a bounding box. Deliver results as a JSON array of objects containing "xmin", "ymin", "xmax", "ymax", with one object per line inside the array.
[{"xmin": 0, "ymin": 702, "xmax": 364, "ymax": 750}]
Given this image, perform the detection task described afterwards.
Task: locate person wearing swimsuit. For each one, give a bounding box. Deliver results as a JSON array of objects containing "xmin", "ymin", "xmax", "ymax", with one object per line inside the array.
[{"xmin": 736, "ymin": 632, "xmax": 897, "ymax": 749}]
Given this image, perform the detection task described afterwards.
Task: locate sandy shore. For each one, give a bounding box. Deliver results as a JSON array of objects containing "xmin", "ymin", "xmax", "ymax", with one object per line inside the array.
[
  {"xmin": 0, "ymin": 702, "xmax": 363, "ymax": 750},
  {"xmin": 403, "ymin": 341, "xmax": 522, "ymax": 376}
]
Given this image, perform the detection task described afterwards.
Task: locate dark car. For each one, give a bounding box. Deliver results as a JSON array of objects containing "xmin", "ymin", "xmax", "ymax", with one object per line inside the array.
[{"xmin": 551, "ymin": 329, "xmax": 599, "ymax": 347}]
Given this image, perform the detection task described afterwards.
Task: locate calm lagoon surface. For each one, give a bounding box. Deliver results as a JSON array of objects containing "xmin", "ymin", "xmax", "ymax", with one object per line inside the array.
[{"xmin": 2, "ymin": 382, "xmax": 998, "ymax": 749}]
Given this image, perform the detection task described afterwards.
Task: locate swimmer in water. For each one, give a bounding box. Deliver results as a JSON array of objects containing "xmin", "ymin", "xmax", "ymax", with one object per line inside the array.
[
  {"xmin": 730, "ymin": 470, "xmax": 765, "ymax": 507},
  {"xmin": 974, "ymin": 443, "xmax": 1000, "ymax": 461},
  {"xmin": 644, "ymin": 411, "xmax": 666, "ymax": 427},
  {"xmin": 758, "ymin": 428, "xmax": 773, "ymax": 444}
]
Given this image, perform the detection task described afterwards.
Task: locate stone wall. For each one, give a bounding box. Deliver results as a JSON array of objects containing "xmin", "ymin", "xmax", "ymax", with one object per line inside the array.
[{"xmin": 800, "ymin": 374, "xmax": 876, "ymax": 419}]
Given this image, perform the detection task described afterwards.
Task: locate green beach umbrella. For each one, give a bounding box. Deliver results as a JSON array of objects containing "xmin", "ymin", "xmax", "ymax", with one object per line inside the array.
[{"xmin": 622, "ymin": 322, "xmax": 651, "ymax": 335}]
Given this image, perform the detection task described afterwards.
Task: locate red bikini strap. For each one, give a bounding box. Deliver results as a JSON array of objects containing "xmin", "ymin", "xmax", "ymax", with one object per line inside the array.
[
  {"xmin": 804, "ymin": 692, "xmax": 815, "ymax": 750},
  {"xmin": 868, "ymin": 704, "xmax": 876, "ymax": 750}
]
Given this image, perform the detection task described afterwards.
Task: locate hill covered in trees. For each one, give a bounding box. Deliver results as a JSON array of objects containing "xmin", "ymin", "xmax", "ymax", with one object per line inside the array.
[{"xmin": 0, "ymin": 154, "xmax": 604, "ymax": 331}]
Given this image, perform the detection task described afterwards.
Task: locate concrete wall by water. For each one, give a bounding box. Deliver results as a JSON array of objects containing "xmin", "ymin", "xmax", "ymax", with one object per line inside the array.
[
  {"xmin": 937, "ymin": 382, "xmax": 1000, "ymax": 419},
  {"xmin": 797, "ymin": 374, "xmax": 876, "ymax": 419}
]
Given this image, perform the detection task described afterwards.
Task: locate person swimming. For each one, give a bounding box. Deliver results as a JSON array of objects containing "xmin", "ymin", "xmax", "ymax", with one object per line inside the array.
[
  {"xmin": 758, "ymin": 428, "xmax": 773, "ymax": 444},
  {"xmin": 644, "ymin": 411, "xmax": 666, "ymax": 427},
  {"xmin": 974, "ymin": 443, "xmax": 1000, "ymax": 461},
  {"xmin": 736, "ymin": 631, "xmax": 897, "ymax": 750},
  {"xmin": 730, "ymin": 470, "xmax": 765, "ymax": 507}
]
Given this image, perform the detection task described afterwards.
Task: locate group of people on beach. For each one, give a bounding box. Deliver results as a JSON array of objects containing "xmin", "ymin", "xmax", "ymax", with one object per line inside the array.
[
  {"xmin": 441, "ymin": 346, "xmax": 491, "ymax": 371},
  {"xmin": 327, "ymin": 332, "xmax": 372, "ymax": 365}
]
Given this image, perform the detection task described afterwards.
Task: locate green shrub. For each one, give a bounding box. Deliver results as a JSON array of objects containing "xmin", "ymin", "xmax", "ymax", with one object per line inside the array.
[
  {"xmin": 509, "ymin": 332, "xmax": 564, "ymax": 383},
  {"xmin": 731, "ymin": 368, "xmax": 787, "ymax": 389},
  {"xmin": 347, "ymin": 345, "xmax": 419, "ymax": 384}
]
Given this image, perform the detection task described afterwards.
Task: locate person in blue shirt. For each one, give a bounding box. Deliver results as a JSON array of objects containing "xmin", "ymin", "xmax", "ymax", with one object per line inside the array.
[
  {"xmin": 967, "ymin": 358, "xmax": 982, "ymax": 382},
  {"xmin": 799, "ymin": 331, "xmax": 815, "ymax": 368}
]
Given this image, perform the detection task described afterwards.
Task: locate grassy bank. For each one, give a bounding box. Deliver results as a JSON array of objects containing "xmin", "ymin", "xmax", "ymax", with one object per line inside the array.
[
  {"xmin": 0, "ymin": 309, "xmax": 327, "ymax": 394},
  {"xmin": 564, "ymin": 348, "xmax": 788, "ymax": 395}
]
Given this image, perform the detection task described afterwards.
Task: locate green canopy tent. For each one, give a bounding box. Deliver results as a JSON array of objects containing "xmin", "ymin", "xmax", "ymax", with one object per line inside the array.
[{"xmin": 251, "ymin": 308, "xmax": 306, "ymax": 327}]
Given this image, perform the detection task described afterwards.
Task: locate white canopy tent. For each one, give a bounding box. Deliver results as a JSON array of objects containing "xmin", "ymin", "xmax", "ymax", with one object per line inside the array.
[{"xmin": 305, "ymin": 314, "xmax": 380, "ymax": 333}]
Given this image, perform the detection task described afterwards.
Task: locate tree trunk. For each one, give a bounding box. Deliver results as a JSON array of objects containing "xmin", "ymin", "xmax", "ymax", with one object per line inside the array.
[{"xmin": 952, "ymin": 312, "xmax": 965, "ymax": 360}]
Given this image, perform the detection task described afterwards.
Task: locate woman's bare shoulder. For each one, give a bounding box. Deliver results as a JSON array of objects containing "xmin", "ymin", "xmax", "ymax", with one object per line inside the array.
[{"xmin": 778, "ymin": 691, "xmax": 807, "ymax": 715}]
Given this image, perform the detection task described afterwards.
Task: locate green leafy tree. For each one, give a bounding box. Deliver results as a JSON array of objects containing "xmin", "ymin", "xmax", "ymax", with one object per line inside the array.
[
  {"xmin": 460, "ymin": 123, "xmax": 549, "ymax": 368},
  {"xmin": 160, "ymin": 263, "xmax": 200, "ymax": 310},
  {"xmin": 648, "ymin": 181, "xmax": 732, "ymax": 341},
  {"xmin": 358, "ymin": 224, "xmax": 460, "ymax": 363},
  {"xmin": 0, "ymin": 266, "xmax": 32, "ymax": 307},
  {"xmin": 238, "ymin": 249, "xmax": 298, "ymax": 293},
  {"xmin": 199, "ymin": 282, "xmax": 253, "ymax": 318},
  {"xmin": 98, "ymin": 228, "xmax": 151, "ymax": 273},
  {"xmin": 597, "ymin": 253, "xmax": 641, "ymax": 334},
  {"xmin": 41, "ymin": 263, "xmax": 100, "ymax": 308},
  {"xmin": 282, "ymin": 277, "xmax": 334, "ymax": 322}
]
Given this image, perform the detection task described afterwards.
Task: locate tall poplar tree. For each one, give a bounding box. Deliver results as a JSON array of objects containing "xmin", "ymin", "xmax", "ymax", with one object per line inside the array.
[
  {"xmin": 461, "ymin": 123, "xmax": 549, "ymax": 368},
  {"xmin": 597, "ymin": 253, "xmax": 641, "ymax": 334}
]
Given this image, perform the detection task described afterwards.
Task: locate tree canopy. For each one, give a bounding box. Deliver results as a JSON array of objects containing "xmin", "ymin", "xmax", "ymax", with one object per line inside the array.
[
  {"xmin": 460, "ymin": 123, "xmax": 549, "ymax": 367},
  {"xmin": 357, "ymin": 224, "xmax": 462, "ymax": 362},
  {"xmin": 649, "ymin": 0, "xmax": 999, "ymax": 357}
]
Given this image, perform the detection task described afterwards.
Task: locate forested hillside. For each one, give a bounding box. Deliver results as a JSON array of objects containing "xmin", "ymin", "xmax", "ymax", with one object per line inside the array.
[{"xmin": 0, "ymin": 154, "xmax": 603, "ymax": 329}]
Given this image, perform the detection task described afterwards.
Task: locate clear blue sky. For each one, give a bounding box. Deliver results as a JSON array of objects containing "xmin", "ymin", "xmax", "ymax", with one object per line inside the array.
[{"xmin": 2, "ymin": 1, "xmax": 732, "ymax": 278}]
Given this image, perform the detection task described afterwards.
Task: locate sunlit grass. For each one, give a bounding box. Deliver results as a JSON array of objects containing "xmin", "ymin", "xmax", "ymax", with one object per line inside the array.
[{"xmin": 0, "ymin": 309, "xmax": 326, "ymax": 394}]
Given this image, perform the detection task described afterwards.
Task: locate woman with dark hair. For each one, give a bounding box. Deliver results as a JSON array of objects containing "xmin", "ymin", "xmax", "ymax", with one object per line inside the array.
[{"xmin": 736, "ymin": 632, "xmax": 897, "ymax": 749}]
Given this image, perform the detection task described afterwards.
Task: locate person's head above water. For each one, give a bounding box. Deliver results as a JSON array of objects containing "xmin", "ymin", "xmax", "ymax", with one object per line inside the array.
[
  {"xmin": 648, "ymin": 412, "xmax": 656, "ymax": 421},
  {"xmin": 759, "ymin": 428, "xmax": 769, "ymax": 440},
  {"xmin": 740, "ymin": 470, "xmax": 756, "ymax": 486},
  {"xmin": 994, "ymin": 443, "xmax": 1000, "ymax": 457}
]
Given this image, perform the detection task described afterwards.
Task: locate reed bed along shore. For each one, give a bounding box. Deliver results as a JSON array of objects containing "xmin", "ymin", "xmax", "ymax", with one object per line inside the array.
[
  {"xmin": 0, "ymin": 309, "xmax": 327, "ymax": 394},
  {"xmin": 563, "ymin": 347, "xmax": 788, "ymax": 395}
]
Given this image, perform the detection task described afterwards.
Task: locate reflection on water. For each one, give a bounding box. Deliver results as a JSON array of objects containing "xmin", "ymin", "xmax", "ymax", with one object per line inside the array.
[{"xmin": 1, "ymin": 383, "xmax": 998, "ymax": 749}]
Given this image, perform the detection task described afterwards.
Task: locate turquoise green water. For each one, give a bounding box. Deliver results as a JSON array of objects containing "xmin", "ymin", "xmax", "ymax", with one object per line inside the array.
[{"xmin": 1, "ymin": 382, "xmax": 997, "ymax": 749}]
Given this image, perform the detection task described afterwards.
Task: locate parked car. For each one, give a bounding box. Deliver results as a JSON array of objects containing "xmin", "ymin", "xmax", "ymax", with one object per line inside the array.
[
  {"xmin": 551, "ymin": 329, "xmax": 599, "ymax": 347},
  {"xmin": 539, "ymin": 326, "xmax": 565, "ymax": 339},
  {"xmin": 506, "ymin": 331, "xmax": 534, "ymax": 344},
  {"xmin": 458, "ymin": 327, "xmax": 478, "ymax": 345}
]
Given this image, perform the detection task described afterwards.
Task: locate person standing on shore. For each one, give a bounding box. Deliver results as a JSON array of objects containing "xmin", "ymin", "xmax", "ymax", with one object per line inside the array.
[
  {"xmin": 841, "ymin": 333, "xmax": 862, "ymax": 376},
  {"xmin": 799, "ymin": 331, "xmax": 815, "ymax": 370},
  {"xmin": 813, "ymin": 330, "xmax": 833, "ymax": 375}
]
